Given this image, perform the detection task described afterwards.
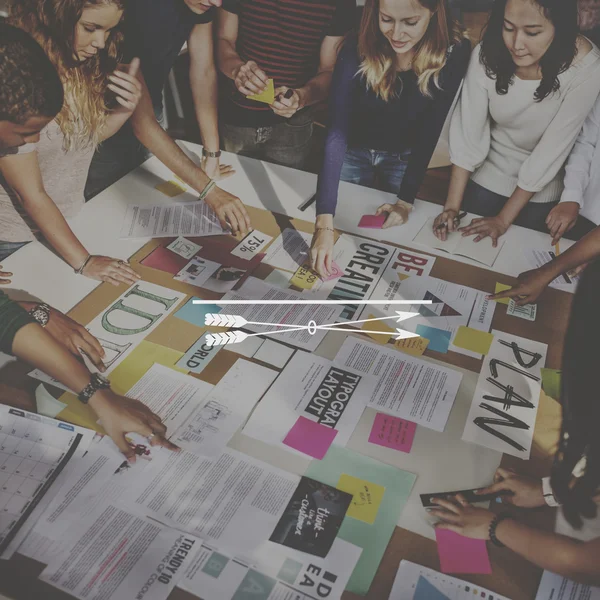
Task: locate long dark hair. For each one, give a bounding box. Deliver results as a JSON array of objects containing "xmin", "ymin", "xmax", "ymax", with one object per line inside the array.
[
  {"xmin": 480, "ymin": 0, "xmax": 579, "ymax": 102},
  {"xmin": 550, "ymin": 258, "xmax": 600, "ymax": 528}
]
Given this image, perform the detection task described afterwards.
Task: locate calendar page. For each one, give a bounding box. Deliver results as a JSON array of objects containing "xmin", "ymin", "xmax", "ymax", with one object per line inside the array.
[{"xmin": 0, "ymin": 406, "xmax": 86, "ymax": 553}]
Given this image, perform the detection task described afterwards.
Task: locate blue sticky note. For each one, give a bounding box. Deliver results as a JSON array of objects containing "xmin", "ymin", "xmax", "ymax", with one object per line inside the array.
[
  {"xmin": 174, "ymin": 297, "xmax": 221, "ymax": 328},
  {"xmin": 415, "ymin": 325, "xmax": 451, "ymax": 354},
  {"xmin": 414, "ymin": 576, "xmax": 451, "ymax": 600}
]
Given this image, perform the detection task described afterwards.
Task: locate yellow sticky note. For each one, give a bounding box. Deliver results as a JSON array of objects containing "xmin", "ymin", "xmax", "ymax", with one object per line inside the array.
[
  {"xmin": 290, "ymin": 264, "xmax": 319, "ymax": 290},
  {"xmin": 109, "ymin": 341, "xmax": 186, "ymax": 395},
  {"xmin": 494, "ymin": 282, "xmax": 511, "ymax": 305},
  {"xmin": 362, "ymin": 314, "xmax": 394, "ymax": 345},
  {"xmin": 397, "ymin": 273, "xmax": 410, "ymax": 282},
  {"xmin": 395, "ymin": 336, "xmax": 429, "ymax": 356},
  {"xmin": 155, "ymin": 180, "xmax": 186, "ymax": 198},
  {"xmin": 247, "ymin": 78, "xmax": 275, "ymax": 105},
  {"xmin": 337, "ymin": 474, "xmax": 385, "ymax": 525},
  {"xmin": 453, "ymin": 326, "xmax": 494, "ymax": 355}
]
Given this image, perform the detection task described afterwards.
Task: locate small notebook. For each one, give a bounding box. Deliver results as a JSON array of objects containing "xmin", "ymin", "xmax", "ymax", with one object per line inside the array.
[{"xmin": 412, "ymin": 218, "xmax": 504, "ymax": 267}]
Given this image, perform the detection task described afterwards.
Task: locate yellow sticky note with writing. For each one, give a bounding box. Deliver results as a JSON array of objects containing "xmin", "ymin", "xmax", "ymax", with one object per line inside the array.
[
  {"xmin": 337, "ymin": 474, "xmax": 385, "ymax": 525},
  {"xmin": 290, "ymin": 264, "xmax": 319, "ymax": 290},
  {"xmin": 247, "ymin": 78, "xmax": 275, "ymax": 105},
  {"xmin": 494, "ymin": 282, "xmax": 512, "ymax": 305},
  {"xmin": 395, "ymin": 336, "xmax": 429, "ymax": 356},
  {"xmin": 453, "ymin": 326, "xmax": 494, "ymax": 355},
  {"xmin": 155, "ymin": 180, "xmax": 186, "ymax": 198},
  {"xmin": 362, "ymin": 314, "xmax": 394, "ymax": 345}
]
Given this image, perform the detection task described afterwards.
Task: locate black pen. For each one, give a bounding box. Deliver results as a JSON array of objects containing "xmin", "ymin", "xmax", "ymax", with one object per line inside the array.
[{"xmin": 435, "ymin": 211, "xmax": 467, "ymax": 231}]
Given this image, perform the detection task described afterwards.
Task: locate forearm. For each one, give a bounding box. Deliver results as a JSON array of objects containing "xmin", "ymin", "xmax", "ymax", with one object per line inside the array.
[
  {"xmin": 497, "ymin": 186, "xmax": 535, "ymax": 226},
  {"xmin": 297, "ymin": 70, "xmax": 334, "ymax": 109},
  {"xmin": 217, "ymin": 39, "xmax": 244, "ymax": 80},
  {"xmin": 541, "ymin": 226, "xmax": 600, "ymax": 280},
  {"xmin": 316, "ymin": 214, "xmax": 334, "ymax": 228},
  {"xmin": 100, "ymin": 112, "xmax": 131, "ymax": 143},
  {"xmin": 445, "ymin": 165, "xmax": 472, "ymax": 210},
  {"xmin": 496, "ymin": 519, "xmax": 600, "ymax": 585},
  {"xmin": 191, "ymin": 67, "xmax": 220, "ymax": 151}
]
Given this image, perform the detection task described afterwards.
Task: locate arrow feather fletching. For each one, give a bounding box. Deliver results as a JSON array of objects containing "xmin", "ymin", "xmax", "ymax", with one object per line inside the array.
[
  {"xmin": 205, "ymin": 331, "xmax": 249, "ymax": 346},
  {"xmin": 204, "ymin": 314, "xmax": 248, "ymax": 328}
]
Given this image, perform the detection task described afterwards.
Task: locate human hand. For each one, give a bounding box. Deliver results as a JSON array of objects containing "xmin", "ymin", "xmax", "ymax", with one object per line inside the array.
[
  {"xmin": 205, "ymin": 186, "xmax": 251, "ymax": 236},
  {"xmin": 310, "ymin": 228, "xmax": 335, "ymax": 278},
  {"xmin": 89, "ymin": 389, "xmax": 179, "ymax": 460},
  {"xmin": 546, "ymin": 202, "xmax": 579, "ymax": 246},
  {"xmin": 271, "ymin": 87, "xmax": 301, "ymax": 118},
  {"xmin": 201, "ymin": 155, "xmax": 235, "ymax": 181},
  {"xmin": 82, "ymin": 256, "xmax": 141, "ymax": 287},
  {"xmin": 108, "ymin": 58, "xmax": 142, "ymax": 114},
  {"xmin": 459, "ymin": 215, "xmax": 509, "ymax": 247},
  {"xmin": 433, "ymin": 209, "xmax": 459, "ymax": 241},
  {"xmin": 233, "ymin": 60, "xmax": 269, "ymax": 96},
  {"xmin": 45, "ymin": 308, "xmax": 107, "ymax": 372},
  {"xmin": 0, "ymin": 264, "xmax": 12, "ymax": 284},
  {"xmin": 475, "ymin": 468, "xmax": 545, "ymax": 508},
  {"xmin": 376, "ymin": 201, "xmax": 412, "ymax": 228},
  {"xmin": 486, "ymin": 268, "xmax": 552, "ymax": 306},
  {"xmin": 430, "ymin": 494, "xmax": 496, "ymax": 539}
]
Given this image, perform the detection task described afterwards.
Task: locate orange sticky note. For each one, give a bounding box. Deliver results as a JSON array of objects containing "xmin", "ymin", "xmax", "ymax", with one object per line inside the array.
[
  {"xmin": 395, "ymin": 336, "xmax": 429, "ymax": 356},
  {"xmin": 155, "ymin": 180, "xmax": 186, "ymax": 198},
  {"xmin": 494, "ymin": 282, "xmax": 511, "ymax": 305},
  {"xmin": 247, "ymin": 78, "xmax": 275, "ymax": 105},
  {"xmin": 362, "ymin": 315, "xmax": 395, "ymax": 345}
]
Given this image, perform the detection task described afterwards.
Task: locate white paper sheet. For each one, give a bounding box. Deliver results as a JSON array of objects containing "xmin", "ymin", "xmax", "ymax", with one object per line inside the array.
[
  {"xmin": 231, "ymin": 230, "xmax": 273, "ymax": 259},
  {"xmin": 40, "ymin": 503, "xmax": 201, "ymax": 600},
  {"xmin": 125, "ymin": 363, "xmax": 213, "ymax": 432},
  {"xmin": 462, "ymin": 330, "xmax": 547, "ymax": 459},
  {"xmin": 525, "ymin": 248, "xmax": 579, "ymax": 290},
  {"xmin": 170, "ymin": 359, "xmax": 278, "ymax": 456},
  {"xmin": 176, "ymin": 332, "xmax": 223, "ymax": 374},
  {"xmin": 180, "ymin": 537, "xmax": 362, "ymax": 600},
  {"xmin": 334, "ymin": 337, "xmax": 462, "ymax": 432},
  {"xmin": 120, "ymin": 201, "xmax": 224, "ymax": 239},
  {"xmin": 263, "ymin": 228, "xmax": 312, "ymax": 272},
  {"xmin": 166, "ymin": 236, "xmax": 202, "ymax": 259},
  {"xmin": 218, "ymin": 277, "xmax": 343, "ymax": 351},
  {"xmin": 243, "ymin": 351, "xmax": 373, "ymax": 450},
  {"xmin": 253, "ymin": 339, "xmax": 295, "ymax": 368},
  {"xmin": 390, "ymin": 560, "xmax": 512, "ymax": 599},
  {"xmin": 535, "ymin": 570, "xmax": 600, "ymax": 600},
  {"xmin": 174, "ymin": 255, "xmax": 222, "ymax": 287},
  {"xmin": 123, "ymin": 448, "xmax": 299, "ymax": 561}
]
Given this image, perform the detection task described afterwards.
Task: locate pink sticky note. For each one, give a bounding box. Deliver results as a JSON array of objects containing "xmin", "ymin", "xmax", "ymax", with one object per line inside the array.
[
  {"xmin": 283, "ymin": 416, "xmax": 338, "ymax": 459},
  {"xmin": 435, "ymin": 529, "xmax": 492, "ymax": 574},
  {"xmin": 321, "ymin": 261, "xmax": 343, "ymax": 282},
  {"xmin": 368, "ymin": 413, "xmax": 416, "ymax": 453},
  {"xmin": 358, "ymin": 214, "xmax": 386, "ymax": 229}
]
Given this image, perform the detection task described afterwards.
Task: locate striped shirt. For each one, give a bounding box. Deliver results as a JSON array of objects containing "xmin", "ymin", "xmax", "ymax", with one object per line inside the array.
[{"xmin": 221, "ymin": 0, "xmax": 356, "ymax": 126}]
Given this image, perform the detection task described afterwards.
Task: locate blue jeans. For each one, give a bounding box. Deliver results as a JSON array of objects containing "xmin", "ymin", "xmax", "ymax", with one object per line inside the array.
[
  {"xmin": 0, "ymin": 241, "xmax": 29, "ymax": 262},
  {"xmin": 463, "ymin": 180, "xmax": 596, "ymax": 240},
  {"xmin": 340, "ymin": 147, "xmax": 411, "ymax": 195}
]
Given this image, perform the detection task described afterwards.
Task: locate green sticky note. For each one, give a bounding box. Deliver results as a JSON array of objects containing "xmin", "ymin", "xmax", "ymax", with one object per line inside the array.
[
  {"xmin": 541, "ymin": 368, "xmax": 561, "ymax": 400},
  {"xmin": 453, "ymin": 326, "xmax": 494, "ymax": 355},
  {"xmin": 305, "ymin": 446, "xmax": 416, "ymax": 595}
]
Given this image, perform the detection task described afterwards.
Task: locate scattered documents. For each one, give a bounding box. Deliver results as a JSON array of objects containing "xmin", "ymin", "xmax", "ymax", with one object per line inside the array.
[
  {"xmin": 368, "ymin": 413, "xmax": 417, "ymax": 454},
  {"xmin": 435, "ymin": 529, "xmax": 491, "ymax": 574},
  {"xmin": 462, "ymin": 330, "xmax": 547, "ymax": 459},
  {"xmin": 166, "ymin": 236, "xmax": 202, "ymax": 259},
  {"xmin": 507, "ymin": 298, "xmax": 537, "ymax": 321},
  {"xmin": 231, "ymin": 229, "xmax": 273, "ymax": 258},
  {"xmin": 334, "ymin": 338, "xmax": 462, "ymax": 432},
  {"xmin": 413, "ymin": 218, "xmax": 504, "ymax": 267},
  {"xmin": 535, "ymin": 569, "xmax": 600, "ymax": 600},
  {"xmin": 120, "ymin": 201, "xmax": 224, "ymax": 239}
]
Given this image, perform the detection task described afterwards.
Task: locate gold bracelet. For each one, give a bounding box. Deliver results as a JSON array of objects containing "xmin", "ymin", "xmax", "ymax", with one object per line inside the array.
[
  {"xmin": 74, "ymin": 254, "xmax": 92, "ymax": 275},
  {"xmin": 315, "ymin": 226, "xmax": 335, "ymax": 232}
]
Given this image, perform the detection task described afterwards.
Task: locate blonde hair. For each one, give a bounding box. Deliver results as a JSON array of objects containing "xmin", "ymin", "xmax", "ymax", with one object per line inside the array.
[
  {"xmin": 358, "ymin": 0, "xmax": 465, "ymax": 101},
  {"xmin": 8, "ymin": 0, "xmax": 125, "ymax": 150}
]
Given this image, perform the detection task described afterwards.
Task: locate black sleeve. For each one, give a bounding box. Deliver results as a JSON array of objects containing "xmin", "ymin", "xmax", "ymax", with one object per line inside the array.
[
  {"xmin": 0, "ymin": 291, "xmax": 35, "ymax": 354},
  {"xmin": 221, "ymin": 0, "xmax": 240, "ymax": 15},
  {"xmin": 192, "ymin": 5, "xmax": 216, "ymax": 24},
  {"xmin": 398, "ymin": 38, "xmax": 472, "ymax": 204},
  {"xmin": 327, "ymin": 0, "xmax": 357, "ymax": 37}
]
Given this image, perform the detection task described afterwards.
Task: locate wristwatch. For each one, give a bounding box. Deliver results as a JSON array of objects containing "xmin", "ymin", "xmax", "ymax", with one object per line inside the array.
[
  {"xmin": 29, "ymin": 303, "xmax": 51, "ymax": 328},
  {"xmin": 202, "ymin": 148, "xmax": 221, "ymax": 158},
  {"xmin": 77, "ymin": 373, "xmax": 111, "ymax": 404},
  {"xmin": 542, "ymin": 477, "xmax": 561, "ymax": 507}
]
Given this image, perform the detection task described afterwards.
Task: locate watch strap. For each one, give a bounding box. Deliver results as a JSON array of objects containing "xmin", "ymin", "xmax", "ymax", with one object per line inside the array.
[
  {"xmin": 542, "ymin": 477, "xmax": 561, "ymax": 507},
  {"xmin": 77, "ymin": 373, "xmax": 110, "ymax": 404},
  {"xmin": 29, "ymin": 303, "xmax": 51, "ymax": 327},
  {"xmin": 489, "ymin": 513, "xmax": 510, "ymax": 547},
  {"xmin": 202, "ymin": 148, "xmax": 221, "ymax": 158}
]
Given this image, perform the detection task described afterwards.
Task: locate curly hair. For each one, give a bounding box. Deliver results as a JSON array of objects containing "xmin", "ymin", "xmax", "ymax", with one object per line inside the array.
[
  {"xmin": 480, "ymin": 0, "xmax": 579, "ymax": 102},
  {"xmin": 0, "ymin": 23, "xmax": 64, "ymax": 124},
  {"xmin": 550, "ymin": 258, "xmax": 600, "ymax": 528},
  {"xmin": 358, "ymin": 0, "xmax": 466, "ymax": 101},
  {"xmin": 7, "ymin": 0, "xmax": 125, "ymax": 149}
]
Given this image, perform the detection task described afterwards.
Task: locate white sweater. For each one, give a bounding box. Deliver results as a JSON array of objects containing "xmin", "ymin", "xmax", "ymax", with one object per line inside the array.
[
  {"xmin": 450, "ymin": 42, "xmax": 600, "ymax": 203},
  {"xmin": 560, "ymin": 93, "xmax": 600, "ymax": 225}
]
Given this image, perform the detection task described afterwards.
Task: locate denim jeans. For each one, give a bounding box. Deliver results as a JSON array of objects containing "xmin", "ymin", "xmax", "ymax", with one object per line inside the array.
[
  {"xmin": 221, "ymin": 113, "xmax": 314, "ymax": 170},
  {"xmin": 340, "ymin": 147, "xmax": 411, "ymax": 194},
  {"xmin": 463, "ymin": 180, "xmax": 596, "ymax": 240},
  {"xmin": 0, "ymin": 241, "xmax": 29, "ymax": 262}
]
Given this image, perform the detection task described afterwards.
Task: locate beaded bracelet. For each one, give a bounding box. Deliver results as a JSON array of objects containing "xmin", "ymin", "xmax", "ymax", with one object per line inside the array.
[{"xmin": 489, "ymin": 513, "xmax": 511, "ymax": 547}]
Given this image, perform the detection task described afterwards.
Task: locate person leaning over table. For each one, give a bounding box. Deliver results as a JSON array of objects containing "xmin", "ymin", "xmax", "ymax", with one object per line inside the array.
[
  {"xmin": 310, "ymin": 0, "xmax": 471, "ymax": 278},
  {"xmin": 84, "ymin": 0, "xmax": 252, "ymax": 239},
  {"xmin": 0, "ymin": 290, "xmax": 178, "ymax": 459},
  {"xmin": 430, "ymin": 259, "xmax": 600, "ymax": 587},
  {"xmin": 216, "ymin": 0, "xmax": 356, "ymax": 170},
  {"xmin": 433, "ymin": 0, "xmax": 600, "ymax": 248}
]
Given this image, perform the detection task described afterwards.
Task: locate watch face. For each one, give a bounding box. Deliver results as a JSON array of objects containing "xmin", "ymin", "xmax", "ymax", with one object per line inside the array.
[
  {"xmin": 32, "ymin": 307, "xmax": 50, "ymax": 327},
  {"xmin": 92, "ymin": 373, "xmax": 111, "ymax": 388}
]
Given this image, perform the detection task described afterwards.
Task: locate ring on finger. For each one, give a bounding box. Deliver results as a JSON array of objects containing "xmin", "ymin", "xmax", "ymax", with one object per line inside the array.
[{"xmin": 147, "ymin": 432, "xmax": 155, "ymax": 442}]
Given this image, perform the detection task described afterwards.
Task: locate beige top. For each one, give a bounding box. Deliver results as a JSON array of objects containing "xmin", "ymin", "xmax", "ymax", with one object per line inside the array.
[
  {"xmin": 0, "ymin": 121, "xmax": 95, "ymax": 242},
  {"xmin": 450, "ymin": 42, "xmax": 600, "ymax": 203}
]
